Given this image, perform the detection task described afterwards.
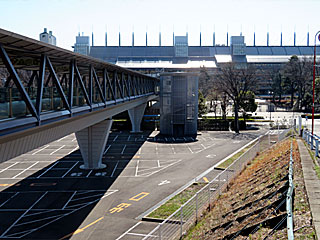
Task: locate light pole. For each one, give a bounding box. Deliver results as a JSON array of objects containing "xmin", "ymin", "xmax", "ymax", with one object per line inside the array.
[{"xmin": 312, "ymin": 31, "xmax": 320, "ymax": 135}]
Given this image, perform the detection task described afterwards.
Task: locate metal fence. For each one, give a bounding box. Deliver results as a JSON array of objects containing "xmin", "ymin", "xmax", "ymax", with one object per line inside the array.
[
  {"xmin": 303, "ymin": 129, "xmax": 320, "ymax": 158},
  {"xmin": 142, "ymin": 128, "xmax": 292, "ymax": 240}
]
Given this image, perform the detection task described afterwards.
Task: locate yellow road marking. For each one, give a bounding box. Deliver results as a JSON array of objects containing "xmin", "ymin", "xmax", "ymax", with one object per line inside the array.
[
  {"xmin": 129, "ymin": 192, "xmax": 149, "ymax": 201},
  {"xmin": 59, "ymin": 217, "xmax": 104, "ymax": 240},
  {"xmin": 133, "ymin": 156, "xmax": 140, "ymax": 159},
  {"xmin": 0, "ymin": 184, "xmax": 13, "ymax": 187},
  {"xmin": 203, "ymin": 177, "xmax": 209, "ymax": 183}
]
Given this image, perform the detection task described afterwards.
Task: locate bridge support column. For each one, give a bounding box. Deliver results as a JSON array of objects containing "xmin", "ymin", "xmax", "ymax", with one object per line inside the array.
[
  {"xmin": 128, "ymin": 103, "xmax": 147, "ymax": 133},
  {"xmin": 75, "ymin": 119, "xmax": 113, "ymax": 169}
]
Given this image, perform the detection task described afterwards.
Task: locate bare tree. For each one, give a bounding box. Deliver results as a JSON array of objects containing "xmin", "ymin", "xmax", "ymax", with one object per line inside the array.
[{"xmin": 215, "ymin": 62, "xmax": 257, "ymax": 133}]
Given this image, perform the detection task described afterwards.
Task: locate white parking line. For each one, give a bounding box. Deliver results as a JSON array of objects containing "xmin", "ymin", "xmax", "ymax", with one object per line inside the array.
[
  {"xmin": 0, "ymin": 162, "xmax": 19, "ymax": 173},
  {"xmin": 113, "ymin": 135, "xmax": 119, "ymax": 142},
  {"xmin": 157, "ymin": 160, "xmax": 160, "ymax": 167},
  {"xmin": 186, "ymin": 144, "xmax": 194, "ymax": 154},
  {"xmin": 13, "ymin": 162, "xmax": 39, "ymax": 179},
  {"xmin": 111, "ymin": 161, "xmax": 119, "ymax": 177},
  {"xmin": 57, "ymin": 136, "xmax": 69, "ymax": 142},
  {"xmin": 67, "ymin": 146, "xmax": 79, "ymax": 155},
  {"xmin": 49, "ymin": 145, "xmax": 65, "ymax": 155},
  {"xmin": 121, "ymin": 145, "xmax": 126, "ymax": 155},
  {"xmin": 62, "ymin": 162, "xmax": 78, "ymax": 178},
  {"xmin": 32, "ymin": 145, "xmax": 49, "ymax": 155},
  {"xmin": 170, "ymin": 144, "xmax": 176, "ymax": 154},
  {"xmin": 0, "ymin": 191, "xmax": 48, "ymax": 238},
  {"xmin": 37, "ymin": 161, "xmax": 60, "ymax": 178},
  {"xmin": 115, "ymin": 222, "xmax": 141, "ymax": 240},
  {"xmin": 62, "ymin": 191, "xmax": 77, "ymax": 210},
  {"xmin": 0, "ymin": 192, "xmax": 19, "ymax": 208},
  {"xmin": 135, "ymin": 160, "xmax": 139, "ymax": 177},
  {"xmin": 86, "ymin": 170, "xmax": 93, "ymax": 178},
  {"xmin": 104, "ymin": 145, "xmax": 111, "ymax": 155}
]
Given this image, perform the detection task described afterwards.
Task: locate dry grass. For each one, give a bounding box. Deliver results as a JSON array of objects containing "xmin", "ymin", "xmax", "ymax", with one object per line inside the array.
[{"xmin": 184, "ymin": 138, "xmax": 315, "ymax": 239}]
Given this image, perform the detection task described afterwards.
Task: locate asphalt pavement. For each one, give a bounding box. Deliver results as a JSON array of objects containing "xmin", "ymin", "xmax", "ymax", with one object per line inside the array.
[{"xmin": 0, "ymin": 128, "xmax": 267, "ymax": 240}]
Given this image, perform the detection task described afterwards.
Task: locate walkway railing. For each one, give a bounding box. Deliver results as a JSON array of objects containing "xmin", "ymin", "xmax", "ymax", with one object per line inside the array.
[
  {"xmin": 302, "ymin": 129, "xmax": 320, "ymax": 157},
  {"xmin": 143, "ymin": 128, "xmax": 292, "ymax": 240}
]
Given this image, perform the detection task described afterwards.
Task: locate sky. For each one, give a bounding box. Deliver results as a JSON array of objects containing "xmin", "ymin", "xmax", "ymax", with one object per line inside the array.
[{"xmin": 1, "ymin": 0, "xmax": 320, "ymax": 50}]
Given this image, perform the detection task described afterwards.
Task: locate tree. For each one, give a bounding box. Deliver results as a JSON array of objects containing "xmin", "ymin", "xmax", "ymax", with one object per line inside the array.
[
  {"xmin": 283, "ymin": 56, "xmax": 313, "ymax": 110},
  {"xmin": 215, "ymin": 62, "xmax": 257, "ymax": 133},
  {"xmin": 198, "ymin": 90, "xmax": 207, "ymax": 117},
  {"xmin": 239, "ymin": 91, "xmax": 257, "ymax": 123}
]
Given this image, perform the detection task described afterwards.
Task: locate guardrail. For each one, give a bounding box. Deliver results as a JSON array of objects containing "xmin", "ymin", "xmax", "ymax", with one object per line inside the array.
[
  {"xmin": 142, "ymin": 128, "xmax": 292, "ymax": 240},
  {"xmin": 302, "ymin": 129, "xmax": 320, "ymax": 157}
]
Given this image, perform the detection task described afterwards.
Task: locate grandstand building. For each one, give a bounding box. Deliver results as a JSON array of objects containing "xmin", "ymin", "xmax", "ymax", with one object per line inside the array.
[{"xmin": 88, "ymin": 33, "xmax": 320, "ymax": 95}]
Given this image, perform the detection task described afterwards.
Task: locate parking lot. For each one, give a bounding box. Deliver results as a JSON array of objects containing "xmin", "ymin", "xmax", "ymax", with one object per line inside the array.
[{"xmin": 0, "ymin": 129, "xmax": 265, "ymax": 239}]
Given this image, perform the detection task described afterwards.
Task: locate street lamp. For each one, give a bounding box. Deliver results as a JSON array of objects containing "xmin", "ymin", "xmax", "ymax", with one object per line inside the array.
[{"xmin": 312, "ymin": 31, "xmax": 320, "ymax": 135}]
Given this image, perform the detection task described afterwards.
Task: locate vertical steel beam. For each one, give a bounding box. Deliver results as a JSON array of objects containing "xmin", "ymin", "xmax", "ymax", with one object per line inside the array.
[
  {"xmin": 36, "ymin": 54, "xmax": 46, "ymax": 117},
  {"xmin": 46, "ymin": 57, "xmax": 71, "ymax": 112},
  {"xmin": 68, "ymin": 60, "xmax": 74, "ymax": 108},
  {"xmin": 0, "ymin": 44, "xmax": 38, "ymax": 119}
]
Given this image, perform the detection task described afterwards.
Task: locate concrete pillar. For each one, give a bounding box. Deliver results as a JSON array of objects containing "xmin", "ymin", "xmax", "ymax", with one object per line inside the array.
[
  {"xmin": 76, "ymin": 119, "xmax": 113, "ymax": 169},
  {"xmin": 128, "ymin": 103, "xmax": 147, "ymax": 133}
]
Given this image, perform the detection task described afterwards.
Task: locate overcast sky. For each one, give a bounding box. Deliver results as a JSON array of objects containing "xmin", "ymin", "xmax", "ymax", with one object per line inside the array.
[{"xmin": 1, "ymin": 0, "xmax": 320, "ymax": 50}]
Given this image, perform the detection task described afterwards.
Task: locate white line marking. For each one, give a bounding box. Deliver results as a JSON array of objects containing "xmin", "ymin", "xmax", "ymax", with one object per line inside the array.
[
  {"xmin": 32, "ymin": 145, "xmax": 49, "ymax": 155},
  {"xmin": 104, "ymin": 145, "xmax": 111, "ymax": 155},
  {"xmin": 36, "ymin": 161, "xmax": 60, "ymax": 179},
  {"xmin": 0, "ymin": 192, "xmax": 19, "ymax": 208},
  {"xmin": 67, "ymin": 146, "xmax": 79, "ymax": 155},
  {"xmin": 155, "ymin": 143, "xmax": 158, "ymax": 154},
  {"xmin": 115, "ymin": 222, "xmax": 141, "ymax": 240},
  {"xmin": 0, "ymin": 192, "xmax": 48, "ymax": 238},
  {"xmin": 186, "ymin": 144, "xmax": 194, "ymax": 154},
  {"xmin": 13, "ymin": 162, "xmax": 39, "ymax": 179},
  {"xmin": 15, "ymin": 213, "xmax": 67, "ymax": 227},
  {"xmin": 49, "ymin": 145, "xmax": 65, "ymax": 155},
  {"xmin": 72, "ymin": 137, "xmax": 77, "ymax": 142},
  {"xmin": 62, "ymin": 191, "xmax": 77, "ymax": 210},
  {"xmin": 135, "ymin": 160, "xmax": 139, "ymax": 177},
  {"xmin": 121, "ymin": 145, "xmax": 126, "ymax": 155},
  {"xmin": 0, "ymin": 162, "xmax": 19, "ymax": 173},
  {"xmin": 127, "ymin": 232, "xmax": 157, "ymax": 237},
  {"xmin": 86, "ymin": 170, "xmax": 93, "ymax": 178},
  {"xmin": 170, "ymin": 144, "xmax": 176, "ymax": 154},
  {"xmin": 62, "ymin": 162, "xmax": 78, "ymax": 178},
  {"xmin": 157, "ymin": 160, "xmax": 160, "ymax": 167},
  {"xmin": 111, "ymin": 161, "xmax": 119, "ymax": 177},
  {"xmin": 57, "ymin": 136, "xmax": 68, "ymax": 142},
  {"xmin": 138, "ymin": 147, "xmax": 142, "ymax": 155},
  {"xmin": 127, "ymin": 135, "xmax": 131, "ymax": 141},
  {"xmin": 69, "ymin": 193, "xmax": 105, "ymax": 202},
  {"xmin": 113, "ymin": 135, "xmax": 119, "ymax": 142}
]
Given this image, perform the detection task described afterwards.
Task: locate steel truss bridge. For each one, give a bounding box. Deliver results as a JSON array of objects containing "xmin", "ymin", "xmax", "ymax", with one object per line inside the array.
[{"xmin": 0, "ymin": 28, "xmax": 159, "ymax": 166}]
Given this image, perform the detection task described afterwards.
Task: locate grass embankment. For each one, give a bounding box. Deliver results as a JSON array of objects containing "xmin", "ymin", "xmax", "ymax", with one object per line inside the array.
[
  {"xmin": 184, "ymin": 139, "xmax": 315, "ymax": 239},
  {"xmin": 147, "ymin": 183, "xmax": 207, "ymax": 219},
  {"xmin": 217, "ymin": 142, "xmax": 256, "ymax": 169}
]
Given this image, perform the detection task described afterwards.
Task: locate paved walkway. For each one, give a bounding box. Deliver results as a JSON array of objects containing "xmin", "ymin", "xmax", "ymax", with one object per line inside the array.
[{"xmin": 297, "ymin": 139, "xmax": 320, "ymax": 239}]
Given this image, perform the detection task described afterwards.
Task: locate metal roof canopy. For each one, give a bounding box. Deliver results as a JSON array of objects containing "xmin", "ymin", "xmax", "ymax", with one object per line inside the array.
[{"xmin": 0, "ymin": 28, "xmax": 154, "ymax": 78}]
